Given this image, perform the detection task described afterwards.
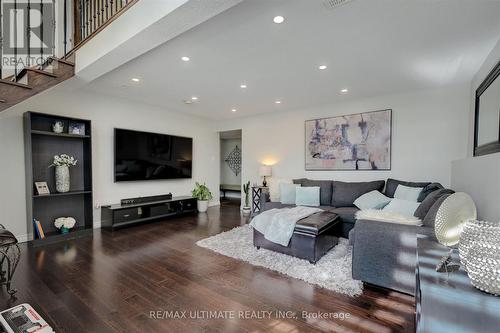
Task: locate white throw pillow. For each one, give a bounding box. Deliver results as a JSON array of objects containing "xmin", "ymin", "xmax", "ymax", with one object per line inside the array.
[
  {"xmin": 280, "ymin": 183, "xmax": 301, "ymax": 204},
  {"xmin": 383, "ymin": 198, "xmax": 420, "ymax": 216},
  {"xmin": 354, "ymin": 190, "xmax": 392, "ymax": 210},
  {"xmin": 295, "ymin": 186, "xmax": 320, "ymax": 207},
  {"xmin": 394, "ymin": 185, "xmax": 423, "ymax": 202},
  {"xmin": 268, "ymin": 178, "xmax": 292, "ymax": 202}
]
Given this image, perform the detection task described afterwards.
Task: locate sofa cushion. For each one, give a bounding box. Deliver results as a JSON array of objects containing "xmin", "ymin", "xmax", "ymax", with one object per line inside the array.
[
  {"xmin": 418, "ymin": 182, "xmax": 444, "ymax": 202},
  {"xmin": 385, "ymin": 179, "xmax": 431, "ymax": 201},
  {"xmin": 262, "ymin": 201, "xmax": 295, "ymax": 211},
  {"xmin": 331, "ymin": 207, "xmax": 359, "ymax": 224},
  {"xmin": 268, "ymin": 178, "xmax": 292, "ymax": 202},
  {"xmin": 293, "ymin": 179, "xmax": 333, "ymax": 206},
  {"xmin": 422, "ymin": 193, "xmax": 452, "ymax": 227},
  {"xmin": 332, "ymin": 180, "xmax": 385, "ymax": 207},
  {"xmin": 382, "ymin": 199, "xmax": 421, "ymax": 216},
  {"xmin": 414, "ymin": 188, "xmax": 455, "ymax": 220}
]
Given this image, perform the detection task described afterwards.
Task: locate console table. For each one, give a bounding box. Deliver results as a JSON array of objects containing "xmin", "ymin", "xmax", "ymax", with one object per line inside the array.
[
  {"xmin": 416, "ymin": 236, "xmax": 500, "ymax": 333},
  {"xmin": 101, "ymin": 196, "xmax": 197, "ymax": 230}
]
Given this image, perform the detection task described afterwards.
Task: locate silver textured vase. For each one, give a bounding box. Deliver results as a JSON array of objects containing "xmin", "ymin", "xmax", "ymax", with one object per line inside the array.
[
  {"xmin": 460, "ymin": 220, "xmax": 500, "ymax": 296},
  {"xmin": 55, "ymin": 165, "xmax": 70, "ymax": 193}
]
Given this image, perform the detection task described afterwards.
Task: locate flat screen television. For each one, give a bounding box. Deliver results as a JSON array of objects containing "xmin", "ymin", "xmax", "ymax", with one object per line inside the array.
[{"xmin": 114, "ymin": 128, "xmax": 192, "ymax": 182}]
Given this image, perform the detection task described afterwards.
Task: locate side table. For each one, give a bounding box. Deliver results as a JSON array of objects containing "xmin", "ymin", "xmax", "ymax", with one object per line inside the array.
[{"xmin": 251, "ymin": 186, "xmax": 269, "ymax": 215}]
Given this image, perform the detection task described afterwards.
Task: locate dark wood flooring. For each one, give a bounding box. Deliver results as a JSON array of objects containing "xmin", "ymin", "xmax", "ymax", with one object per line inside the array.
[{"xmin": 0, "ymin": 205, "xmax": 415, "ymax": 333}]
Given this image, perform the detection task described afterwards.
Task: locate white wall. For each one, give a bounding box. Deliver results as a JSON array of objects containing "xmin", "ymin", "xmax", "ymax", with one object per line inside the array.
[
  {"xmin": 0, "ymin": 85, "xmax": 220, "ymax": 241},
  {"xmin": 451, "ymin": 37, "xmax": 500, "ymax": 221},
  {"xmin": 220, "ymin": 138, "xmax": 242, "ymax": 186},
  {"xmin": 217, "ymin": 85, "xmax": 470, "ymax": 201}
]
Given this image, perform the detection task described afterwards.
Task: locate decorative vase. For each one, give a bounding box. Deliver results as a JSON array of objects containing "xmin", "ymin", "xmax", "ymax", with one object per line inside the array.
[
  {"xmin": 60, "ymin": 226, "xmax": 70, "ymax": 234},
  {"xmin": 459, "ymin": 220, "xmax": 500, "ymax": 295},
  {"xmin": 55, "ymin": 165, "xmax": 70, "ymax": 193},
  {"xmin": 197, "ymin": 200, "xmax": 209, "ymax": 213},
  {"xmin": 242, "ymin": 206, "xmax": 251, "ymax": 216}
]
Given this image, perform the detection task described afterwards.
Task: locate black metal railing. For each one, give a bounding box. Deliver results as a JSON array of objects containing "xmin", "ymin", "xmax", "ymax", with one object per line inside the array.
[{"xmin": 0, "ymin": 0, "xmax": 135, "ymax": 81}]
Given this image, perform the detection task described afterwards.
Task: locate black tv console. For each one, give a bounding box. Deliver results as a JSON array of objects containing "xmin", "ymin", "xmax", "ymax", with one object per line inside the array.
[{"xmin": 101, "ymin": 196, "xmax": 197, "ymax": 230}]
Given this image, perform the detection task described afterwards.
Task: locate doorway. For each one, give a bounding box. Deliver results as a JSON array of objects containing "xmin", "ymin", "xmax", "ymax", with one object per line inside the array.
[{"xmin": 219, "ymin": 130, "xmax": 242, "ymax": 207}]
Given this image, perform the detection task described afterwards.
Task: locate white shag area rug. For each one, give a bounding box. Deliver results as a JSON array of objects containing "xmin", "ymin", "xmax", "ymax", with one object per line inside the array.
[{"xmin": 196, "ymin": 225, "xmax": 363, "ymax": 297}]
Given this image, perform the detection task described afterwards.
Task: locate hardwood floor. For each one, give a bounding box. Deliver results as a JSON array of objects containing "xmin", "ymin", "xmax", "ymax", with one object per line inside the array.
[{"xmin": 0, "ymin": 205, "xmax": 415, "ymax": 333}]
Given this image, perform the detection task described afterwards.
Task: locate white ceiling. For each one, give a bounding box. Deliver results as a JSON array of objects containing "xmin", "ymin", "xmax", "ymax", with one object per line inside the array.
[{"xmin": 83, "ymin": 0, "xmax": 500, "ymax": 120}]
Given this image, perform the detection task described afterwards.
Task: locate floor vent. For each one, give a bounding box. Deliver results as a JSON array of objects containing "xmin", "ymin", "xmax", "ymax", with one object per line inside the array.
[{"xmin": 322, "ymin": 0, "xmax": 353, "ymax": 10}]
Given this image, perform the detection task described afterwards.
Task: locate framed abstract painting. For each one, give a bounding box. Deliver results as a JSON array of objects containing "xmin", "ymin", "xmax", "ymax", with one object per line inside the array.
[{"xmin": 305, "ymin": 109, "xmax": 392, "ymax": 170}]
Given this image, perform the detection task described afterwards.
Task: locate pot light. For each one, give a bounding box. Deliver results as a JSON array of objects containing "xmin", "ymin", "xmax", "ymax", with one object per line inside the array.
[
  {"xmin": 340, "ymin": 88, "xmax": 349, "ymax": 94},
  {"xmin": 191, "ymin": 96, "xmax": 198, "ymax": 101},
  {"xmin": 275, "ymin": 100, "xmax": 282, "ymax": 104},
  {"xmin": 184, "ymin": 100, "xmax": 193, "ymax": 104},
  {"xmin": 273, "ymin": 16, "xmax": 285, "ymax": 24},
  {"xmin": 131, "ymin": 78, "xmax": 140, "ymax": 82},
  {"xmin": 240, "ymin": 84, "xmax": 247, "ymax": 89},
  {"xmin": 318, "ymin": 65, "xmax": 328, "ymax": 70},
  {"xmin": 231, "ymin": 108, "xmax": 237, "ymax": 112},
  {"xmin": 181, "ymin": 56, "xmax": 190, "ymax": 62}
]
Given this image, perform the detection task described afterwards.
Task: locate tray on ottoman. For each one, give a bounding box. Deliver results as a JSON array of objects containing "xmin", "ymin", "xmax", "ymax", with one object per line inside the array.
[{"xmin": 253, "ymin": 211, "xmax": 340, "ymax": 263}]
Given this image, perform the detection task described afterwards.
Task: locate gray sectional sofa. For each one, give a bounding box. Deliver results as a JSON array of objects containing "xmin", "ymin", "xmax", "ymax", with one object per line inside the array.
[{"xmin": 259, "ymin": 178, "xmax": 454, "ymax": 295}]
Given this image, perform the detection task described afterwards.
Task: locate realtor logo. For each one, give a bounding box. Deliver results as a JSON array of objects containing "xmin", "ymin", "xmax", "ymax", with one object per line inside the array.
[{"xmin": 1, "ymin": 0, "xmax": 54, "ymax": 69}]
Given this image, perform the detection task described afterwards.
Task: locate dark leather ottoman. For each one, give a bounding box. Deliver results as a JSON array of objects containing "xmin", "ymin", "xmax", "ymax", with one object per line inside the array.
[{"xmin": 253, "ymin": 211, "xmax": 340, "ymax": 264}]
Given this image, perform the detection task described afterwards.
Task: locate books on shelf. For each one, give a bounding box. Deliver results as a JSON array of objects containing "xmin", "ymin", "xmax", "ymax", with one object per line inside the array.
[{"xmin": 33, "ymin": 219, "xmax": 45, "ymax": 239}]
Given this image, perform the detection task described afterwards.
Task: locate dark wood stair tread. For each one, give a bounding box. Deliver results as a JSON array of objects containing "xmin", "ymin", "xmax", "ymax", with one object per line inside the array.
[{"xmin": 0, "ymin": 79, "xmax": 33, "ymax": 89}]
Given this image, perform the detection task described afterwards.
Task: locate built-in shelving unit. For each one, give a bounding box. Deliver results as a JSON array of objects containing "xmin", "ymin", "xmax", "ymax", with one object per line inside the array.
[{"xmin": 24, "ymin": 112, "xmax": 93, "ymax": 246}]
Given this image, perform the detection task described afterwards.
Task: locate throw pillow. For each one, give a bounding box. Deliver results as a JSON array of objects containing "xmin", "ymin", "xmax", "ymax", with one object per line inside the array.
[
  {"xmin": 418, "ymin": 182, "xmax": 444, "ymax": 202},
  {"xmin": 293, "ymin": 179, "xmax": 333, "ymax": 206},
  {"xmin": 268, "ymin": 178, "xmax": 292, "ymax": 202},
  {"xmin": 280, "ymin": 183, "xmax": 301, "ymax": 204},
  {"xmin": 383, "ymin": 198, "xmax": 420, "ymax": 216},
  {"xmin": 422, "ymin": 193, "xmax": 452, "ymax": 227},
  {"xmin": 394, "ymin": 185, "xmax": 423, "ymax": 202},
  {"xmin": 295, "ymin": 186, "xmax": 320, "ymax": 207},
  {"xmin": 353, "ymin": 190, "xmax": 392, "ymax": 210},
  {"xmin": 414, "ymin": 188, "xmax": 455, "ymax": 219},
  {"xmin": 385, "ymin": 178, "xmax": 431, "ymax": 199}
]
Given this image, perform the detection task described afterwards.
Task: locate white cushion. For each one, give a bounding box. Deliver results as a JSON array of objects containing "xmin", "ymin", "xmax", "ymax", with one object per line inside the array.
[
  {"xmin": 354, "ymin": 190, "xmax": 391, "ymax": 210},
  {"xmin": 394, "ymin": 185, "xmax": 423, "ymax": 202},
  {"xmin": 356, "ymin": 209, "xmax": 422, "ymax": 226},
  {"xmin": 280, "ymin": 183, "xmax": 301, "ymax": 204},
  {"xmin": 295, "ymin": 186, "xmax": 320, "ymax": 207},
  {"xmin": 268, "ymin": 178, "xmax": 292, "ymax": 202},
  {"xmin": 383, "ymin": 198, "xmax": 420, "ymax": 216}
]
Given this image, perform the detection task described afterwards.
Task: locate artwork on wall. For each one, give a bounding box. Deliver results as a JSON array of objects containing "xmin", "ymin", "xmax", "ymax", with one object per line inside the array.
[
  {"xmin": 225, "ymin": 145, "xmax": 241, "ymax": 176},
  {"xmin": 305, "ymin": 109, "xmax": 392, "ymax": 170}
]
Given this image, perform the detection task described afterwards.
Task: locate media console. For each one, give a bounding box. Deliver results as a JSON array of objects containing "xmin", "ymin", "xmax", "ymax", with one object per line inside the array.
[{"xmin": 101, "ymin": 196, "xmax": 197, "ymax": 230}]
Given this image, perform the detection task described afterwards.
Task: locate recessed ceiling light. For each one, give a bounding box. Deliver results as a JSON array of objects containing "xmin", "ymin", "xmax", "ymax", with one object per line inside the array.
[
  {"xmin": 318, "ymin": 65, "xmax": 328, "ymax": 70},
  {"xmin": 240, "ymin": 84, "xmax": 247, "ymax": 89},
  {"xmin": 131, "ymin": 78, "xmax": 140, "ymax": 82},
  {"xmin": 191, "ymin": 96, "xmax": 198, "ymax": 101},
  {"xmin": 275, "ymin": 100, "xmax": 281, "ymax": 104},
  {"xmin": 273, "ymin": 16, "xmax": 285, "ymax": 24},
  {"xmin": 181, "ymin": 56, "xmax": 190, "ymax": 62},
  {"xmin": 231, "ymin": 108, "xmax": 237, "ymax": 112},
  {"xmin": 340, "ymin": 88, "xmax": 349, "ymax": 94},
  {"xmin": 184, "ymin": 100, "xmax": 193, "ymax": 104}
]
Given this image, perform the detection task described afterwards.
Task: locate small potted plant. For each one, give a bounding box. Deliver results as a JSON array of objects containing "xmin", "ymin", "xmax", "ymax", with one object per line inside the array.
[
  {"xmin": 191, "ymin": 182, "xmax": 213, "ymax": 213},
  {"xmin": 242, "ymin": 181, "xmax": 251, "ymax": 216},
  {"xmin": 50, "ymin": 154, "xmax": 77, "ymax": 193},
  {"xmin": 54, "ymin": 217, "xmax": 76, "ymax": 234}
]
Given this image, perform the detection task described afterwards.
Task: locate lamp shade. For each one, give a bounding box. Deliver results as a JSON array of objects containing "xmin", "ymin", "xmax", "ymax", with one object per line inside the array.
[{"xmin": 259, "ymin": 165, "xmax": 272, "ymax": 177}]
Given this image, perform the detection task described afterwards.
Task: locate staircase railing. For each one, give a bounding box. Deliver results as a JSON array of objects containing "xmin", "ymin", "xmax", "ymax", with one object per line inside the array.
[{"xmin": 0, "ymin": 0, "xmax": 137, "ymax": 81}]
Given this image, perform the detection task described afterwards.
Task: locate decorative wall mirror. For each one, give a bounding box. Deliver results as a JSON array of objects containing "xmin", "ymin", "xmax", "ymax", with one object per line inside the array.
[{"xmin": 474, "ymin": 60, "xmax": 500, "ymax": 156}]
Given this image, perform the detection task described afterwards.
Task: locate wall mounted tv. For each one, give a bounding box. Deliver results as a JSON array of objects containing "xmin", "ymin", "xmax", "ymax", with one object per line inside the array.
[{"xmin": 114, "ymin": 128, "xmax": 193, "ymax": 182}]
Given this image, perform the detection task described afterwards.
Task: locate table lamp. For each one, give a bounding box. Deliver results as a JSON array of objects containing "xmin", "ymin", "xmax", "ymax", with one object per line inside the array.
[{"xmin": 259, "ymin": 165, "xmax": 272, "ymax": 187}]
